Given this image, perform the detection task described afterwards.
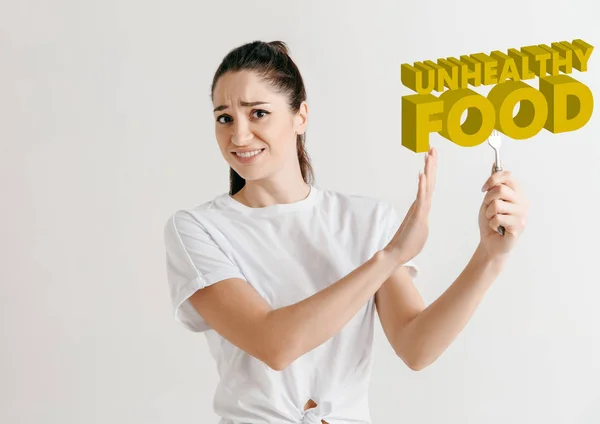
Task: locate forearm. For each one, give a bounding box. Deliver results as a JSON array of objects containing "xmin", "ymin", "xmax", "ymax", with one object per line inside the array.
[
  {"xmin": 396, "ymin": 244, "xmax": 509, "ymax": 370},
  {"xmin": 266, "ymin": 250, "xmax": 399, "ymax": 369}
]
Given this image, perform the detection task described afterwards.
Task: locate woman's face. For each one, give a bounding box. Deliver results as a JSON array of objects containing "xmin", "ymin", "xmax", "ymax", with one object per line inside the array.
[{"xmin": 212, "ymin": 70, "xmax": 307, "ymax": 183}]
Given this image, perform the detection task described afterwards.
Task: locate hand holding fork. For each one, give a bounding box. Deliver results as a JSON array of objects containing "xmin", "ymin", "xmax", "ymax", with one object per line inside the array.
[{"xmin": 478, "ymin": 129, "xmax": 530, "ymax": 259}]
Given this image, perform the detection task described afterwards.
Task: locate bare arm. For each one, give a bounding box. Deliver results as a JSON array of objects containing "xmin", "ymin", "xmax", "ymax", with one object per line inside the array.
[
  {"xmin": 378, "ymin": 244, "xmax": 507, "ymax": 371},
  {"xmin": 189, "ymin": 249, "xmax": 400, "ymax": 371},
  {"xmin": 378, "ymin": 159, "xmax": 529, "ymax": 371},
  {"xmin": 398, "ymin": 245, "xmax": 507, "ymax": 370},
  {"xmin": 189, "ymin": 147, "xmax": 437, "ymax": 371},
  {"xmin": 266, "ymin": 249, "xmax": 400, "ymax": 369}
]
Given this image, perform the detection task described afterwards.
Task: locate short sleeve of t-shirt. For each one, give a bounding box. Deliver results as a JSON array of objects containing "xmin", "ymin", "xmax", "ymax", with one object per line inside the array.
[
  {"xmin": 383, "ymin": 203, "xmax": 420, "ymax": 279},
  {"xmin": 163, "ymin": 211, "xmax": 246, "ymax": 332}
]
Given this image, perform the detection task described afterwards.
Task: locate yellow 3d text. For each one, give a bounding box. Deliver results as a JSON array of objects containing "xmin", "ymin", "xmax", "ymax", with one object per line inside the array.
[{"xmin": 401, "ymin": 39, "xmax": 594, "ymax": 153}]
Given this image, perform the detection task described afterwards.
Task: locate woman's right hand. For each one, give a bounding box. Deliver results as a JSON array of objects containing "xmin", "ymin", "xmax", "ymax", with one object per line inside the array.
[{"xmin": 383, "ymin": 146, "xmax": 437, "ymax": 265}]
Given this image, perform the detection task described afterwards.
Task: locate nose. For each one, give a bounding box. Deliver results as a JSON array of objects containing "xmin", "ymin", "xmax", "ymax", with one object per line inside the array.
[{"xmin": 231, "ymin": 120, "xmax": 254, "ymax": 146}]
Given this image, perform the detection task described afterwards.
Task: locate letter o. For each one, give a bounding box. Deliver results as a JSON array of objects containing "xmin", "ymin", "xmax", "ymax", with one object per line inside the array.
[
  {"xmin": 488, "ymin": 80, "xmax": 548, "ymax": 139},
  {"xmin": 439, "ymin": 88, "xmax": 496, "ymax": 147}
]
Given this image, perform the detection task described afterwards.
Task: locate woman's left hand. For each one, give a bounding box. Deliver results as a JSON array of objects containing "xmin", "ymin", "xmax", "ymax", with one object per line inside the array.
[{"xmin": 478, "ymin": 163, "xmax": 530, "ymax": 260}]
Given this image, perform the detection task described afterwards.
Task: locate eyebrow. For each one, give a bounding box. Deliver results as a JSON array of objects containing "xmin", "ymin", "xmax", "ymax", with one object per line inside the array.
[{"xmin": 213, "ymin": 101, "xmax": 270, "ymax": 113}]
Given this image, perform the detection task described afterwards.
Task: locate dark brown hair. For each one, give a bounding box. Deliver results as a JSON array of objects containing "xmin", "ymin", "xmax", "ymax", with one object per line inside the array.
[{"xmin": 210, "ymin": 40, "xmax": 315, "ymax": 196}]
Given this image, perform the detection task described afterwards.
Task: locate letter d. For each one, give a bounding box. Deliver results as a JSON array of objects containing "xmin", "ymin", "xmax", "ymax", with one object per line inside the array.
[{"xmin": 540, "ymin": 75, "xmax": 594, "ymax": 133}]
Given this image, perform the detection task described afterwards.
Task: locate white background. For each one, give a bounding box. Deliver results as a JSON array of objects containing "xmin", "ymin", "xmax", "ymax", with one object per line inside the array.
[{"xmin": 1, "ymin": 0, "xmax": 599, "ymax": 423}]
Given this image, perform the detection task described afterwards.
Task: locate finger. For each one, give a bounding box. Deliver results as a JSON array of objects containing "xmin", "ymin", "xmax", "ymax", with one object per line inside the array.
[
  {"xmin": 484, "ymin": 199, "xmax": 520, "ymax": 220},
  {"xmin": 416, "ymin": 171, "xmax": 427, "ymax": 210},
  {"xmin": 425, "ymin": 148, "xmax": 437, "ymax": 202},
  {"xmin": 483, "ymin": 184, "xmax": 519, "ymax": 206},
  {"xmin": 484, "ymin": 167, "xmax": 515, "ymax": 188},
  {"xmin": 427, "ymin": 146, "xmax": 437, "ymax": 200},
  {"xmin": 423, "ymin": 152, "xmax": 429, "ymax": 196},
  {"xmin": 489, "ymin": 213, "xmax": 521, "ymax": 234},
  {"xmin": 482, "ymin": 169, "xmax": 521, "ymax": 193}
]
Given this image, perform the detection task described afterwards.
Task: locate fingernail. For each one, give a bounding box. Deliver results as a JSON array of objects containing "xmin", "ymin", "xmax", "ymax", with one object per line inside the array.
[{"xmin": 481, "ymin": 184, "xmax": 488, "ymax": 192}]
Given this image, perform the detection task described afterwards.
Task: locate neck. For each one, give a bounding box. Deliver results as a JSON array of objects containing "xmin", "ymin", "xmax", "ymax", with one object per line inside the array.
[{"xmin": 234, "ymin": 180, "xmax": 311, "ymax": 208}]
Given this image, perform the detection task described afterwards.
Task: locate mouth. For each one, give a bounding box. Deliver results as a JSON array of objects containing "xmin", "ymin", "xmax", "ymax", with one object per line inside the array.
[{"xmin": 232, "ymin": 148, "xmax": 266, "ymax": 163}]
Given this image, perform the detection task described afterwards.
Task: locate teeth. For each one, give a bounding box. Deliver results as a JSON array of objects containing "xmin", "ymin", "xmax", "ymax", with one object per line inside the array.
[{"xmin": 236, "ymin": 149, "xmax": 262, "ymax": 158}]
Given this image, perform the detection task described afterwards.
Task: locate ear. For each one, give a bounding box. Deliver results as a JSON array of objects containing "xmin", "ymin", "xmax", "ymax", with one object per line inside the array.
[{"xmin": 294, "ymin": 101, "xmax": 309, "ymax": 135}]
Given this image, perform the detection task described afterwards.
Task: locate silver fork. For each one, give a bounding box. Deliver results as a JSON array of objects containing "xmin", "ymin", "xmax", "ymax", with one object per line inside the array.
[{"xmin": 487, "ymin": 129, "xmax": 505, "ymax": 236}]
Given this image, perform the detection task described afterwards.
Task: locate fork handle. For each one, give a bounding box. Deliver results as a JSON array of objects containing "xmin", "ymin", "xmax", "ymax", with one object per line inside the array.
[{"xmin": 493, "ymin": 165, "xmax": 505, "ymax": 236}]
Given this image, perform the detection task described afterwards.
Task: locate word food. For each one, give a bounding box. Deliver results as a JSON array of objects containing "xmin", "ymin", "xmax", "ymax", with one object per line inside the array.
[{"xmin": 401, "ymin": 39, "xmax": 594, "ymax": 152}]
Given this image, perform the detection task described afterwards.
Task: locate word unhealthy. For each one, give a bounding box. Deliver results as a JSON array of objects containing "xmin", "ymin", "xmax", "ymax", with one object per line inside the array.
[{"xmin": 400, "ymin": 39, "xmax": 594, "ymax": 153}]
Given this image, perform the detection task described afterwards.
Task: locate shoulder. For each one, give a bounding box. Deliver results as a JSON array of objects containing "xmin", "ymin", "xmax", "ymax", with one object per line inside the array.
[
  {"xmin": 317, "ymin": 186, "xmax": 394, "ymax": 216},
  {"xmin": 164, "ymin": 193, "xmax": 230, "ymax": 235}
]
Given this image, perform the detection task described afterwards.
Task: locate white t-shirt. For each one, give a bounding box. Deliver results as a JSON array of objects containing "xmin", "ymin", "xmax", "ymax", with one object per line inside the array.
[{"xmin": 163, "ymin": 184, "xmax": 418, "ymax": 424}]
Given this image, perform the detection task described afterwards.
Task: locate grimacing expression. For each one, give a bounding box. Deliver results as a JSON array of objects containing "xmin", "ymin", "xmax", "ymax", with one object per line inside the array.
[{"xmin": 212, "ymin": 71, "xmax": 305, "ymax": 181}]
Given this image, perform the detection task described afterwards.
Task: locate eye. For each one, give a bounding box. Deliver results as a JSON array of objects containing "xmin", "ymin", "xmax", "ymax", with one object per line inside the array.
[
  {"xmin": 215, "ymin": 110, "xmax": 270, "ymax": 125},
  {"xmin": 216, "ymin": 115, "xmax": 232, "ymax": 124},
  {"xmin": 252, "ymin": 109, "xmax": 270, "ymax": 119}
]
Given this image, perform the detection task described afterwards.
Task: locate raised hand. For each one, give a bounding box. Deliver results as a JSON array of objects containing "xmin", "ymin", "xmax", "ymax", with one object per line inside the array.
[{"xmin": 384, "ymin": 146, "xmax": 437, "ymax": 265}]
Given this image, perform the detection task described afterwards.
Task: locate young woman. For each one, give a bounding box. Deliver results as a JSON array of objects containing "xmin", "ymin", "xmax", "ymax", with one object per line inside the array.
[{"xmin": 163, "ymin": 40, "xmax": 529, "ymax": 424}]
